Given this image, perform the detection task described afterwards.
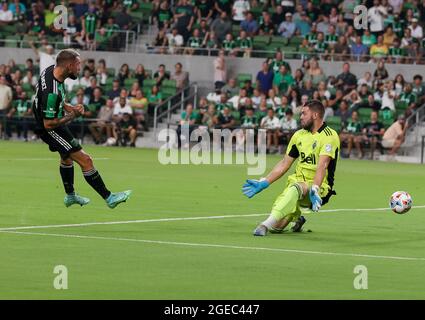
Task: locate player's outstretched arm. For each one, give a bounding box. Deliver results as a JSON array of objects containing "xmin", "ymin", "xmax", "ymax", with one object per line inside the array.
[
  {"xmin": 310, "ymin": 155, "xmax": 331, "ymax": 212},
  {"xmin": 242, "ymin": 155, "xmax": 295, "ymax": 198}
]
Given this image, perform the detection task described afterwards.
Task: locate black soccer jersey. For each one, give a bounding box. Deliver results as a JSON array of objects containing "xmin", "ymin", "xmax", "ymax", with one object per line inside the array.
[{"xmin": 33, "ymin": 65, "xmax": 67, "ymax": 129}]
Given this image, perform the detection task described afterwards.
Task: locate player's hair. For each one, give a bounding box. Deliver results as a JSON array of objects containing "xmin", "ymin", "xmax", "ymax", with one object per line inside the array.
[
  {"xmin": 305, "ymin": 99, "xmax": 325, "ymax": 119},
  {"xmin": 56, "ymin": 49, "xmax": 80, "ymax": 66}
]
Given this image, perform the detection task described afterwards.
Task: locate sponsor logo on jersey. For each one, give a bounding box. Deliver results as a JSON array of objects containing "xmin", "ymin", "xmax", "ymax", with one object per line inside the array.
[{"xmin": 300, "ymin": 152, "xmax": 316, "ymax": 164}]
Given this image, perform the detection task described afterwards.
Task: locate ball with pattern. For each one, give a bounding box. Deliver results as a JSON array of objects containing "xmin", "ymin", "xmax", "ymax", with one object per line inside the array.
[{"xmin": 390, "ymin": 191, "xmax": 412, "ymax": 214}]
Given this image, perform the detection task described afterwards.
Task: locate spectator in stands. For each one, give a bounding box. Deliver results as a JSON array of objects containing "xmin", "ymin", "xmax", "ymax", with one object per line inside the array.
[
  {"xmin": 381, "ymin": 80, "xmax": 396, "ymax": 111},
  {"xmin": 351, "ymin": 36, "xmax": 369, "ymax": 62},
  {"xmin": 358, "ymin": 71, "xmax": 373, "ymax": 89},
  {"xmin": 240, "ymin": 11, "xmax": 258, "ymax": 37},
  {"xmin": 95, "ymin": 59, "xmax": 108, "ymax": 86},
  {"xmin": 129, "ymin": 82, "xmax": 141, "ymax": 98},
  {"xmin": 215, "ymin": 0, "xmax": 233, "ymax": 16},
  {"xmin": 147, "ymin": 85, "xmax": 163, "ymax": 115},
  {"xmin": 295, "ymin": 12, "xmax": 311, "ymax": 37},
  {"xmin": 29, "ymin": 40, "xmax": 55, "ymax": 74},
  {"xmin": 336, "ymin": 62, "xmax": 357, "ymax": 94},
  {"xmin": 332, "ymin": 36, "xmax": 350, "ymax": 61},
  {"xmin": 129, "ymin": 88, "xmax": 148, "ymax": 129},
  {"xmin": 113, "ymin": 96, "xmax": 133, "ymax": 123},
  {"xmin": 273, "ymin": 65, "xmax": 294, "ymax": 96},
  {"xmin": 373, "ymin": 59, "xmax": 389, "ymax": 84},
  {"xmin": 221, "ymin": 78, "xmax": 239, "ymax": 97},
  {"xmin": 22, "ymin": 70, "xmax": 37, "ymax": 88},
  {"xmin": 0, "ymin": 75, "xmax": 13, "ymax": 137},
  {"xmin": 153, "ymin": 29, "xmax": 169, "ymax": 54},
  {"xmin": 215, "ymin": 105, "xmax": 235, "ymax": 129},
  {"xmin": 176, "ymin": 103, "xmax": 201, "ymax": 148},
  {"xmin": 278, "ymin": 12, "xmax": 296, "ymax": 38},
  {"xmin": 259, "ymin": 11, "xmax": 275, "ymax": 36},
  {"xmin": 210, "ymin": 11, "xmax": 232, "ymax": 43},
  {"xmin": 171, "ymin": 63, "xmax": 189, "ymax": 91},
  {"xmin": 117, "ymin": 63, "xmax": 131, "ymax": 88},
  {"xmin": 388, "ymin": 38, "xmax": 407, "ymax": 64},
  {"xmin": 399, "ymin": 83, "xmax": 418, "ymax": 115},
  {"xmin": 272, "ymin": 5, "xmax": 284, "ymax": 27},
  {"xmin": 107, "ymin": 79, "xmax": 121, "ymax": 100},
  {"xmin": 79, "ymin": 70, "xmax": 92, "ymax": 88},
  {"xmin": 340, "ymin": 110, "xmax": 364, "ymax": 158},
  {"xmin": 382, "ymin": 114, "xmax": 407, "ymax": 159},
  {"xmin": 362, "ymin": 110, "xmax": 385, "ymax": 160},
  {"xmin": 196, "ymin": 0, "xmax": 214, "ymax": 23},
  {"xmin": 153, "ymin": 64, "xmax": 169, "ymax": 87},
  {"xmin": 116, "ymin": 112, "xmax": 137, "ymax": 147},
  {"xmin": 260, "ymin": 108, "xmax": 281, "ymax": 153},
  {"xmin": 256, "ymin": 61, "xmax": 274, "ymax": 95},
  {"xmin": 370, "ymin": 35, "xmax": 389, "ymax": 62},
  {"xmin": 134, "ymin": 64, "xmax": 148, "ymax": 88},
  {"xmin": 89, "ymin": 98, "xmax": 115, "ymax": 145},
  {"xmin": 213, "ymin": 50, "xmax": 227, "ymax": 90},
  {"xmin": 232, "ymin": 0, "xmax": 250, "ymax": 22},
  {"xmin": 335, "ymin": 100, "xmax": 352, "ymax": 125},
  {"xmin": 174, "ymin": 0, "xmax": 195, "ymax": 42},
  {"xmin": 166, "ymin": 27, "xmax": 184, "ymax": 54},
  {"xmin": 84, "ymin": 77, "xmax": 99, "ymax": 100},
  {"xmin": 68, "ymin": 88, "xmax": 88, "ymax": 108},
  {"xmin": 408, "ymin": 18, "xmax": 423, "ymax": 39},
  {"xmin": 0, "ymin": 2, "xmax": 13, "ymax": 22},
  {"xmin": 412, "ymin": 74, "xmax": 425, "ymax": 105},
  {"xmin": 234, "ymin": 30, "xmax": 253, "ymax": 58},
  {"xmin": 153, "ymin": 1, "xmax": 173, "ymax": 30},
  {"xmin": 368, "ymin": 0, "xmax": 386, "ymax": 37},
  {"xmin": 201, "ymin": 104, "xmax": 217, "ymax": 131},
  {"xmin": 88, "ymin": 87, "xmax": 105, "ymax": 115}
]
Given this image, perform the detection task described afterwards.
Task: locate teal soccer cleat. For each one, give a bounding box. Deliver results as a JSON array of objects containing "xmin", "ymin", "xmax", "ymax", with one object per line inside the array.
[
  {"xmin": 106, "ymin": 190, "xmax": 132, "ymax": 209},
  {"xmin": 64, "ymin": 194, "xmax": 90, "ymax": 207}
]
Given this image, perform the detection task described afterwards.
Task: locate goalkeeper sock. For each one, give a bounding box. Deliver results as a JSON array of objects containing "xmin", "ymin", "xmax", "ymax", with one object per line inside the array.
[
  {"xmin": 270, "ymin": 185, "xmax": 302, "ymax": 221},
  {"xmin": 60, "ymin": 163, "xmax": 74, "ymax": 195},
  {"xmin": 83, "ymin": 168, "xmax": 111, "ymax": 199}
]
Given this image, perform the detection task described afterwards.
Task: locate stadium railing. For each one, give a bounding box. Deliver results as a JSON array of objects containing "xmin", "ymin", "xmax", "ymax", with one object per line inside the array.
[
  {"xmin": 0, "ymin": 28, "xmax": 138, "ymax": 52},
  {"xmin": 153, "ymin": 82, "xmax": 199, "ymax": 138},
  {"xmin": 140, "ymin": 45, "xmax": 425, "ymax": 64}
]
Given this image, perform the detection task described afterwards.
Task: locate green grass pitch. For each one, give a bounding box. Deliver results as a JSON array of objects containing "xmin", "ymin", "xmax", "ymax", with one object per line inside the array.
[{"xmin": 0, "ymin": 140, "xmax": 424, "ymax": 299}]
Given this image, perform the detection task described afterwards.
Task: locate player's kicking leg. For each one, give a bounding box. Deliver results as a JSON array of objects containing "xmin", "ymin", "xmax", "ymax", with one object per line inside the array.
[
  {"xmin": 69, "ymin": 149, "xmax": 131, "ymax": 208},
  {"xmin": 253, "ymin": 182, "xmax": 308, "ymax": 236},
  {"xmin": 60, "ymin": 154, "xmax": 91, "ymax": 207}
]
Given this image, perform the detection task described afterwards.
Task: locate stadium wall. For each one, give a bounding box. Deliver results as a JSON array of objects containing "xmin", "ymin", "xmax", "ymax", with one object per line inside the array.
[{"xmin": 1, "ymin": 48, "xmax": 425, "ymax": 93}]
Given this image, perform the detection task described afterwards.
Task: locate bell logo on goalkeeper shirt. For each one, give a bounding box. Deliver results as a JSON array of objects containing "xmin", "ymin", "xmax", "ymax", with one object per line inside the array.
[
  {"xmin": 300, "ymin": 152, "xmax": 316, "ymax": 164},
  {"xmin": 325, "ymin": 144, "xmax": 332, "ymax": 153}
]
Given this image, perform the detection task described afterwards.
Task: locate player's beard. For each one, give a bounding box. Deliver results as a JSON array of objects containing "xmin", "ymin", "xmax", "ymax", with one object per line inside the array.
[
  {"xmin": 301, "ymin": 119, "xmax": 314, "ymax": 131},
  {"xmin": 68, "ymin": 72, "xmax": 78, "ymax": 80}
]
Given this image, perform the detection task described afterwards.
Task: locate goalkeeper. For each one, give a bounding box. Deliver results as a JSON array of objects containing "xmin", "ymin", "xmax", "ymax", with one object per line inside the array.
[{"xmin": 242, "ymin": 100, "xmax": 340, "ymax": 236}]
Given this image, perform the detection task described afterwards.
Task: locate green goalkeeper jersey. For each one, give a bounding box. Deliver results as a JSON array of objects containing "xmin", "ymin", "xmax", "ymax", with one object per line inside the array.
[{"xmin": 286, "ymin": 123, "xmax": 340, "ymax": 188}]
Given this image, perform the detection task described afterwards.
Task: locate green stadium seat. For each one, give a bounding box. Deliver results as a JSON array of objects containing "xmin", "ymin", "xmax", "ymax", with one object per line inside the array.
[
  {"xmin": 253, "ymin": 35, "xmax": 270, "ymax": 50},
  {"xmin": 143, "ymin": 79, "xmax": 156, "ymax": 88},
  {"xmin": 106, "ymin": 68, "xmax": 116, "ymax": 77},
  {"xmin": 162, "ymin": 79, "xmax": 177, "ymax": 89},
  {"xmin": 162, "ymin": 87, "xmax": 177, "ymax": 98},
  {"xmin": 124, "ymin": 78, "xmax": 136, "ymax": 88},
  {"xmin": 358, "ymin": 108, "xmax": 372, "ymax": 122},
  {"xmin": 326, "ymin": 116, "xmax": 342, "ymax": 132},
  {"xmin": 237, "ymin": 73, "xmax": 252, "ymax": 87},
  {"xmin": 290, "ymin": 36, "xmax": 304, "ymax": 46},
  {"xmin": 5, "ymin": 35, "xmax": 20, "ymax": 48}
]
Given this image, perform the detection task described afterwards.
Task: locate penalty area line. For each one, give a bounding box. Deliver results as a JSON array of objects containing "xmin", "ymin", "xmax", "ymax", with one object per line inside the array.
[
  {"xmin": 1, "ymin": 230, "xmax": 425, "ymax": 262},
  {"xmin": 0, "ymin": 205, "xmax": 424, "ymax": 232}
]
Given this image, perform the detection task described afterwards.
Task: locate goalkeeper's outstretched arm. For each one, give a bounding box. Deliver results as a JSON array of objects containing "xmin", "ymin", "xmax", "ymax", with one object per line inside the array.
[{"xmin": 264, "ymin": 155, "xmax": 296, "ymax": 184}]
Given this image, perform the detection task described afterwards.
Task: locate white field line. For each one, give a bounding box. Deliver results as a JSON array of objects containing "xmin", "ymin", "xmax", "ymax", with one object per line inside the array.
[
  {"xmin": 1, "ymin": 230, "xmax": 425, "ymax": 262},
  {"xmin": 0, "ymin": 205, "xmax": 424, "ymax": 232}
]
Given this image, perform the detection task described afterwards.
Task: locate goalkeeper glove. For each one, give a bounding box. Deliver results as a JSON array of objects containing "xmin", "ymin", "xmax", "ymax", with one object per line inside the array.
[
  {"xmin": 309, "ymin": 184, "xmax": 322, "ymax": 212},
  {"xmin": 242, "ymin": 178, "xmax": 270, "ymax": 198}
]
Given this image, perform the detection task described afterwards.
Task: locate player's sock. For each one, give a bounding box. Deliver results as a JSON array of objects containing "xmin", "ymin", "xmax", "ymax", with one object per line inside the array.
[
  {"xmin": 83, "ymin": 168, "xmax": 111, "ymax": 199},
  {"xmin": 271, "ymin": 185, "xmax": 301, "ymax": 221},
  {"xmin": 60, "ymin": 163, "xmax": 74, "ymax": 195},
  {"xmin": 261, "ymin": 215, "xmax": 278, "ymax": 230}
]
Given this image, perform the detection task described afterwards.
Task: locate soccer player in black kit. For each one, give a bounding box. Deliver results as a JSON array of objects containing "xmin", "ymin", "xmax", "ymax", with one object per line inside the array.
[{"xmin": 33, "ymin": 49, "xmax": 131, "ymax": 208}]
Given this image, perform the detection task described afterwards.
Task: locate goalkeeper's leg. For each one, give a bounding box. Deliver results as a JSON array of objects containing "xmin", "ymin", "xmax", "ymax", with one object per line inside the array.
[{"xmin": 253, "ymin": 182, "xmax": 307, "ymax": 236}]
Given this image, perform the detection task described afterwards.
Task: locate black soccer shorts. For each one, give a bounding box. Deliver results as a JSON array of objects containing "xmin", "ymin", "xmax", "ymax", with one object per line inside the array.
[{"xmin": 38, "ymin": 125, "xmax": 82, "ymax": 157}]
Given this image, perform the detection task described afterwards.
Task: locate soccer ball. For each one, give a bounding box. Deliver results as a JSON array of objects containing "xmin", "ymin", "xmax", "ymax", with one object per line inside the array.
[
  {"xmin": 390, "ymin": 191, "xmax": 412, "ymax": 214},
  {"xmin": 106, "ymin": 137, "xmax": 117, "ymax": 146}
]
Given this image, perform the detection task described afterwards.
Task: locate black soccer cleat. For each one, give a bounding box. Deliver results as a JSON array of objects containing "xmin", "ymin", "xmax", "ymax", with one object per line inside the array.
[{"xmin": 291, "ymin": 216, "xmax": 306, "ymax": 232}]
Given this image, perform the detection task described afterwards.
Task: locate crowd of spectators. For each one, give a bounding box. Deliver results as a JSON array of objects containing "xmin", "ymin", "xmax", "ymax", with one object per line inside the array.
[
  {"xmin": 0, "ymin": 55, "xmax": 190, "ymax": 147},
  {"xmin": 148, "ymin": 0, "xmax": 425, "ymax": 64},
  {"xmin": 174, "ymin": 51, "xmax": 421, "ymax": 158},
  {"xmin": 0, "ymin": 0, "xmax": 141, "ymax": 51}
]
